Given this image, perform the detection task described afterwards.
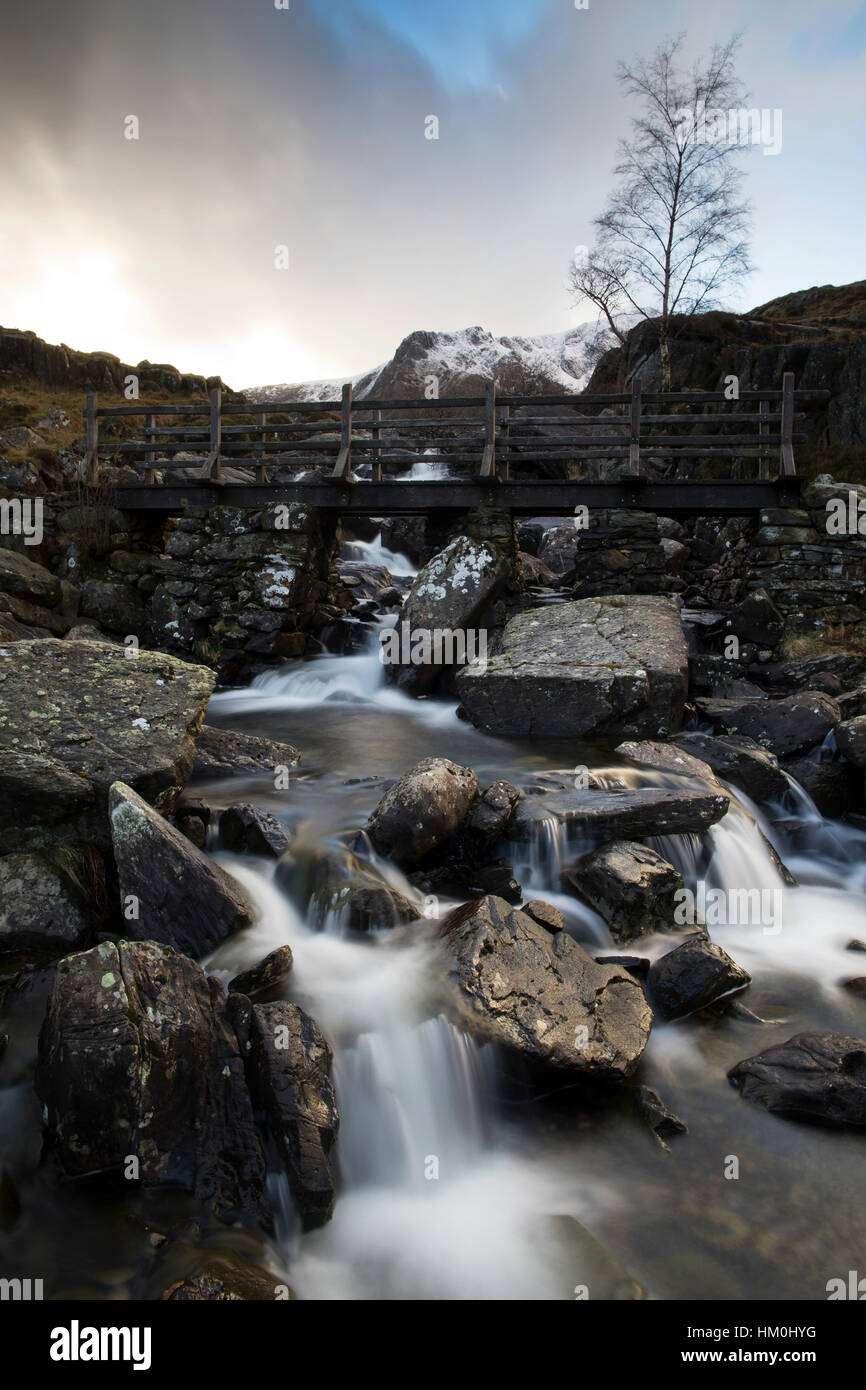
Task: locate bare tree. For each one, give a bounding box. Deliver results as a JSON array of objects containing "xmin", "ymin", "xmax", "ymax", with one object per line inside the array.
[{"xmin": 570, "ymin": 34, "xmax": 753, "ymax": 389}]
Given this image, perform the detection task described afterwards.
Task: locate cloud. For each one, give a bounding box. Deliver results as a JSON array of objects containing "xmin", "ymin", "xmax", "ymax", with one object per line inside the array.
[{"xmin": 0, "ymin": 0, "xmax": 863, "ymax": 387}]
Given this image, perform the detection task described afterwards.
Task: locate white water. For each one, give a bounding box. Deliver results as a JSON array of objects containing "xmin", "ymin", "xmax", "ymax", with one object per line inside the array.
[
  {"xmin": 342, "ymin": 531, "xmax": 417, "ymax": 575},
  {"xmin": 208, "ymin": 860, "xmax": 599, "ymax": 1301}
]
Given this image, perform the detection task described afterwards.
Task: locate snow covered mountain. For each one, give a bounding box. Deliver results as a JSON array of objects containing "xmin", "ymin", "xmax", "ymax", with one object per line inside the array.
[{"xmin": 244, "ymin": 321, "xmax": 614, "ymax": 404}]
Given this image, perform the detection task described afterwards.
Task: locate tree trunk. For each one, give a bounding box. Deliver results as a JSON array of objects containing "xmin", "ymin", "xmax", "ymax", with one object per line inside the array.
[{"xmin": 659, "ymin": 329, "xmax": 672, "ymax": 392}]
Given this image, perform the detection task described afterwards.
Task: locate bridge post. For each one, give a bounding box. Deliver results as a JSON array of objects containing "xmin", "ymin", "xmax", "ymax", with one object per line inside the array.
[
  {"xmin": 332, "ymin": 382, "xmax": 353, "ymax": 478},
  {"xmin": 481, "ymin": 378, "xmax": 497, "ymax": 477},
  {"xmin": 145, "ymin": 412, "xmax": 156, "ymax": 485},
  {"xmin": 256, "ymin": 411, "xmax": 267, "ymax": 483},
  {"xmin": 84, "ymin": 392, "xmax": 99, "ymax": 483},
  {"xmin": 209, "ymin": 384, "xmax": 222, "ymax": 482},
  {"xmin": 372, "ymin": 408, "xmax": 382, "ymax": 482},
  {"xmin": 629, "ymin": 376, "xmax": 642, "ymax": 475},
  {"xmin": 779, "ymin": 372, "xmax": 796, "ymax": 477}
]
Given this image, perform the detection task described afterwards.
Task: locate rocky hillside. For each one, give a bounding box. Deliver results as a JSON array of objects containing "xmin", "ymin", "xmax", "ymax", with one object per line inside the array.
[{"xmin": 246, "ymin": 321, "xmax": 614, "ymax": 404}]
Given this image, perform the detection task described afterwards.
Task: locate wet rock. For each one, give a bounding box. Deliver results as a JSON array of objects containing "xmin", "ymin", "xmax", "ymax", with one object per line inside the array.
[
  {"xmin": 518, "ymin": 551, "xmax": 561, "ymax": 588},
  {"xmin": 246, "ymin": 1001, "xmax": 339, "ymax": 1230},
  {"xmin": 566, "ymin": 841, "xmax": 684, "ymax": 944},
  {"xmin": 389, "ymin": 534, "xmax": 510, "ymax": 694},
  {"xmin": 636, "ymin": 1084, "xmax": 688, "ymax": 1139},
  {"xmin": 0, "ymin": 640, "xmax": 215, "ymax": 851},
  {"xmin": 35, "ymin": 941, "xmax": 270, "ymax": 1224},
  {"xmin": 509, "ymin": 784, "xmax": 729, "ymax": 842},
  {"xmin": 648, "ymin": 937, "xmax": 750, "ymax": 1021},
  {"xmin": 672, "ymin": 732, "xmax": 790, "ymax": 803},
  {"xmin": 367, "ymin": 757, "xmax": 480, "ymax": 865},
  {"xmin": 110, "ymin": 782, "xmax": 256, "ymax": 957},
  {"xmin": 728, "ymin": 1032, "xmax": 866, "ymax": 1128},
  {"xmin": 749, "ymin": 653, "xmax": 864, "ymax": 694},
  {"xmin": 615, "ymin": 739, "xmax": 716, "ymax": 783},
  {"xmin": 521, "ymin": 899, "xmax": 565, "ymax": 932},
  {"xmin": 546, "ymin": 1214, "xmax": 645, "ymax": 1301},
  {"xmin": 444, "ymin": 895, "xmax": 653, "ymax": 1079},
  {"xmin": 0, "ymin": 852, "xmax": 91, "ymax": 955},
  {"xmin": 0, "ymin": 549, "xmax": 61, "ymax": 608},
  {"xmin": 461, "ymin": 779, "xmax": 522, "ymax": 859},
  {"xmin": 456, "ymin": 595, "xmax": 687, "ymax": 740},
  {"xmin": 164, "ymin": 1253, "xmax": 291, "ymax": 1301},
  {"xmin": 191, "ymin": 725, "xmax": 301, "ymax": 780},
  {"xmin": 219, "ymin": 804, "xmax": 290, "ymax": 858},
  {"xmin": 695, "ymin": 692, "xmax": 841, "ymax": 761},
  {"xmin": 836, "ymin": 716, "xmax": 866, "ymax": 769},
  {"xmin": 310, "ymin": 849, "xmax": 420, "ymax": 932},
  {"xmin": 783, "ymin": 756, "xmax": 861, "ymax": 818},
  {"xmin": 228, "ymin": 945, "xmax": 294, "ymax": 997},
  {"xmin": 594, "ymin": 954, "xmax": 650, "ymax": 982},
  {"xmin": 842, "ymin": 978, "xmax": 866, "ymax": 999}
]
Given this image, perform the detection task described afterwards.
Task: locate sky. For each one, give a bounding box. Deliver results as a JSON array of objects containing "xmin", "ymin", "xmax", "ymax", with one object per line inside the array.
[{"xmin": 0, "ymin": 0, "xmax": 864, "ymax": 388}]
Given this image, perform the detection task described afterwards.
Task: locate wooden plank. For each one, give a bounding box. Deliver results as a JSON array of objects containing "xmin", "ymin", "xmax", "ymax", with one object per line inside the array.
[
  {"xmin": 480, "ymin": 379, "xmax": 497, "ymax": 476},
  {"xmin": 780, "ymin": 371, "xmax": 796, "ymax": 477},
  {"xmin": 372, "ymin": 409, "xmax": 382, "ymax": 482},
  {"xmin": 145, "ymin": 413, "xmax": 157, "ymax": 485},
  {"xmin": 758, "ymin": 399, "xmax": 770, "ymax": 481}
]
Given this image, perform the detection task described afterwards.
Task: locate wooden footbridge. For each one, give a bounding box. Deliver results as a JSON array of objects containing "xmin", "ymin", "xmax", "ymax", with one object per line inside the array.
[{"xmin": 86, "ymin": 373, "xmax": 827, "ymax": 517}]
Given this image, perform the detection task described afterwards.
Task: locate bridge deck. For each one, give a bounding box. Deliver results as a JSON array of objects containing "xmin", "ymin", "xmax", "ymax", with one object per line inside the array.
[{"xmin": 115, "ymin": 477, "xmax": 802, "ymax": 516}]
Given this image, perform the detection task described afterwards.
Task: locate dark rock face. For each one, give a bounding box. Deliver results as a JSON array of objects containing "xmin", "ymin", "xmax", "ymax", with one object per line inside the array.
[
  {"xmin": 509, "ymin": 785, "xmax": 729, "ymax": 842},
  {"xmin": 696, "ymin": 692, "xmax": 841, "ymax": 760},
  {"xmin": 783, "ymin": 756, "xmax": 861, "ymax": 818},
  {"xmin": 728, "ymin": 1032, "xmax": 866, "ymax": 1128},
  {"xmin": 456, "ymin": 596, "xmax": 687, "ymax": 740},
  {"xmin": 35, "ymin": 941, "xmax": 271, "ymax": 1225},
  {"xmin": 367, "ymin": 758, "xmax": 480, "ymax": 865},
  {"xmin": 388, "ymin": 535, "xmax": 510, "ymax": 695},
  {"xmin": 0, "ymin": 548, "xmax": 62, "ymax": 608},
  {"xmin": 648, "ymin": 937, "xmax": 751, "ymax": 1021},
  {"xmin": 836, "ymin": 716, "xmax": 866, "ymax": 769},
  {"xmin": 246, "ymin": 1001, "xmax": 339, "ymax": 1230},
  {"xmin": 636, "ymin": 1085, "xmax": 687, "ymax": 1139},
  {"xmin": 219, "ymin": 804, "xmax": 290, "ymax": 858},
  {"xmin": 228, "ymin": 945, "xmax": 294, "ymax": 997},
  {"xmin": 0, "ymin": 640, "xmax": 215, "ymax": 850},
  {"xmin": 567, "ymin": 842, "xmax": 684, "ymax": 945},
  {"xmin": 730, "ymin": 589, "xmax": 784, "ymax": 647},
  {"xmin": 110, "ymin": 782, "xmax": 256, "ymax": 957},
  {"xmin": 0, "ymin": 853, "xmax": 91, "ymax": 954},
  {"xmin": 192, "ymin": 725, "xmax": 300, "ymax": 780},
  {"xmin": 444, "ymin": 895, "xmax": 653, "ymax": 1078},
  {"xmin": 80, "ymin": 579, "xmax": 148, "ymax": 636},
  {"xmin": 460, "ymin": 780, "xmax": 522, "ymax": 858},
  {"xmin": 672, "ymin": 732, "xmax": 789, "ymax": 803}
]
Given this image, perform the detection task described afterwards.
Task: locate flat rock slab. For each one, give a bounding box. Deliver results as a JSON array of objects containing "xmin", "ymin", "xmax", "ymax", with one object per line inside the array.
[
  {"xmin": 110, "ymin": 781, "xmax": 256, "ymax": 958},
  {"xmin": 695, "ymin": 693, "xmax": 841, "ymax": 761},
  {"xmin": 509, "ymin": 786, "xmax": 729, "ymax": 842},
  {"xmin": 445, "ymin": 894, "xmax": 653, "ymax": 1079},
  {"xmin": 672, "ymin": 732, "xmax": 789, "ymax": 803},
  {"xmin": 456, "ymin": 595, "xmax": 687, "ymax": 740},
  {"xmin": 0, "ymin": 640, "xmax": 215, "ymax": 850},
  {"xmin": 35, "ymin": 940, "xmax": 270, "ymax": 1224},
  {"xmin": 192, "ymin": 725, "xmax": 300, "ymax": 780},
  {"xmin": 728, "ymin": 1032, "xmax": 866, "ymax": 1128}
]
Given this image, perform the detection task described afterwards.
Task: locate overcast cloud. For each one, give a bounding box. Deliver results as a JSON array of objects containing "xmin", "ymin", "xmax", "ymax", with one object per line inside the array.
[{"xmin": 0, "ymin": 0, "xmax": 864, "ymax": 387}]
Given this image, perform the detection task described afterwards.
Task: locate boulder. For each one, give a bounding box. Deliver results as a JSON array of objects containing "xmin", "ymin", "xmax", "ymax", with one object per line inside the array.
[
  {"xmin": 191, "ymin": 725, "xmax": 301, "ymax": 780},
  {"xmin": 305, "ymin": 847, "xmax": 420, "ymax": 931},
  {"xmin": 672, "ymin": 732, "xmax": 789, "ymax": 803},
  {"xmin": 245, "ymin": 1000, "xmax": 339, "ymax": 1230},
  {"xmin": 730, "ymin": 589, "xmax": 784, "ymax": 647},
  {"xmin": 228, "ymin": 945, "xmax": 294, "ymax": 997},
  {"xmin": 366, "ymin": 757, "xmax": 479, "ymax": 864},
  {"xmin": 460, "ymin": 779, "xmax": 522, "ymax": 859},
  {"xmin": 80, "ymin": 579, "xmax": 147, "ymax": 636},
  {"xmin": 0, "ymin": 852, "xmax": 91, "ymax": 954},
  {"xmin": 783, "ymin": 757, "xmax": 861, "ymax": 818},
  {"xmin": 456, "ymin": 595, "xmax": 687, "ymax": 740},
  {"xmin": 522, "ymin": 899, "xmax": 565, "ymax": 932},
  {"xmin": 648, "ymin": 938, "xmax": 751, "ymax": 1020},
  {"xmin": 35, "ymin": 941, "xmax": 270, "ymax": 1224},
  {"xmin": 109, "ymin": 782, "xmax": 256, "ymax": 957},
  {"xmin": 566, "ymin": 841, "xmax": 684, "ymax": 944},
  {"xmin": 163, "ymin": 1252, "xmax": 292, "ymax": 1301},
  {"xmin": 219, "ymin": 804, "xmax": 290, "ymax": 858},
  {"xmin": 444, "ymin": 895, "xmax": 653, "ymax": 1079},
  {"xmin": 389, "ymin": 534, "xmax": 510, "ymax": 694},
  {"xmin": 0, "ymin": 640, "xmax": 215, "ymax": 850},
  {"xmin": 695, "ymin": 692, "xmax": 840, "ymax": 761},
  {"xmin": 509, "ymin": 784, "xmax": 729, "ymax": 842},
  {"xmin": 0, "ymin": 548, "xmax": 61, "ymax": 608},
  {"xmin": 615, "ymin": 739, "xmax": 716, "ymax": 783},
  {"xmin": 836, "ymin": 716, "xmax": 866, "ymax": 770},
  {"xmin": 728, "ymin": 1032, "xmax": 866, "ymax": 1128}
]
